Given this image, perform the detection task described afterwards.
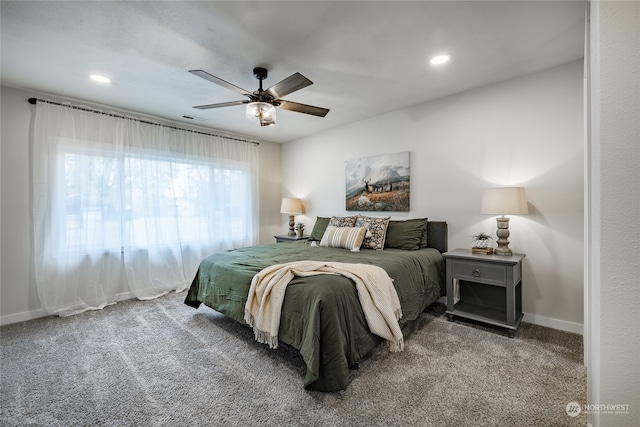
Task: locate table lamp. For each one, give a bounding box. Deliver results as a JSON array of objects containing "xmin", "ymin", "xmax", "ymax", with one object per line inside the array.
[
  {"xmin": 480, "ymin": 187, "xmax": 528, "ymax": 256},
  {"xmin": 280, "ymin": 198, "xmax": 302, "ymax": 236}
]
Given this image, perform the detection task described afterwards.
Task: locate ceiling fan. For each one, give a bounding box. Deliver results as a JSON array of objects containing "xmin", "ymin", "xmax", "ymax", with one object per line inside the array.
[{"xmin": 188, "ymin": 67, "xmax": 330, "ymax": 127}]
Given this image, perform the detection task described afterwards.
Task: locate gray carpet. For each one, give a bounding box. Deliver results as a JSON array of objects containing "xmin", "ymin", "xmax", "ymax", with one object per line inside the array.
[{"xmin": 1, "ymin": 291, "xmax": 586, "ymax": 426}]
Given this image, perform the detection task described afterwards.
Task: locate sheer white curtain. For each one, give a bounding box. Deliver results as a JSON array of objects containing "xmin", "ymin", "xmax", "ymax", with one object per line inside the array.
[{"xmin": 32, "ymin": 101, "xmax": 259, "ymax": 316}]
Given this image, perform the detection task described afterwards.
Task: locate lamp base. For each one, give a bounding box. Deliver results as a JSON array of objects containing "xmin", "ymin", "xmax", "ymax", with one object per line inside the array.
[
  {"xmin": 494, "ymin": 216, "xmax": 512, "ymax": 256},
  {"xmin": 288, "ymin": 215, "xmax": 296, "ymax": 236}
]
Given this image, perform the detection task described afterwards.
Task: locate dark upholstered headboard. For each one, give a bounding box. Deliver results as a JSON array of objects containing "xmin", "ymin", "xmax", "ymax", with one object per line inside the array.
[{"xmin": 426, "ymin": 221, "xmax": 448, "ymax": 253}]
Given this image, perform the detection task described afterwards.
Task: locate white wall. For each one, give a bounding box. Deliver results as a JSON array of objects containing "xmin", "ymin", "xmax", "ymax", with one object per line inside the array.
[
  {"xmin": 587, "ymin": 1, "xmax": 640, "ymax": 426},
  {"xmin": 256, "ymin": 138, "xmax": 283, "ymax": 245},
  {"xmin": 282, "ymin": 61, "xmax": 584, "ymax": 333},
  {"xmin": 0, "ymin": 86, "xmax": 40, "ymax": 323},
  {"xmin": 0, "ymin": 85, "xmax": 282, "ymax": 324}
]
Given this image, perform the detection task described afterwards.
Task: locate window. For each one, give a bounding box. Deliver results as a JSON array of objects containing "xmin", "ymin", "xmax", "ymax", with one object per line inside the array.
[
  {"xmin": 59, "ymin": 144, "xmax": 253, "ymax": 253},
  {"xmin": 33, "ymin": 101, "xmax": 259, "ymax": 315}
]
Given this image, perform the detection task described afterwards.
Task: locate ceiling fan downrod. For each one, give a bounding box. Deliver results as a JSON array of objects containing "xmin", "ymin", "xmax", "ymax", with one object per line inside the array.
[{"xmin": 253, "ymin": 67, "xmax": 268, "ymax": 93}]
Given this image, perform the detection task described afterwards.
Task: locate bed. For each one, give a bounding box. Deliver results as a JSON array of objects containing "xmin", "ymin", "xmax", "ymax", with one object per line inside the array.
[{"xmin": 184, "ymin": 218, "xmax": 447, "ymax": 392}]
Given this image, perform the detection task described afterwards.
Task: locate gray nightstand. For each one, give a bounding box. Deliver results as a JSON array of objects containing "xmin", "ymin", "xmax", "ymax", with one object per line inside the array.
[
  {"xmin": 274, "ymin": 234, "xmax": 309, "ymax": 243},
  {"xmin": 443, "ymin": 249, "xmax": 526, "ymax": 338}
]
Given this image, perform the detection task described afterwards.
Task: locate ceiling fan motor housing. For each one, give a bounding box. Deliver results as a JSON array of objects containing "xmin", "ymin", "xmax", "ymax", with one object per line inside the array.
[{"xmin": 253, "ymin": 67, "xmax": 268, "ymax": 81}]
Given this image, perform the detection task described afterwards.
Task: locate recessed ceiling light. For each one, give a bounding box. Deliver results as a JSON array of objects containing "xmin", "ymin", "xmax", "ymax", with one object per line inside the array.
[
  {"xmin": 89, "ymin": 74, "xmax": 111, "ymax": 84},
  {"xmin": 430, "ymin": 55, "xmax": 451, "ymax": 66}
]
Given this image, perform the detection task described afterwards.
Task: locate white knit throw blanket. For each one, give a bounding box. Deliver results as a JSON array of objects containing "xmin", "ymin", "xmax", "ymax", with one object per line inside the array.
[{"xmin": 244, "ymin": 261, "xmax": 404, "ymax": 352}]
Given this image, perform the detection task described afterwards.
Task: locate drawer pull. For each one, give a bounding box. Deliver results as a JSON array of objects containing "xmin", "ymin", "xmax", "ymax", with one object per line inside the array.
[{"xmin": 473, "ymin": 268, "xmax": 481, "ymax": 277}]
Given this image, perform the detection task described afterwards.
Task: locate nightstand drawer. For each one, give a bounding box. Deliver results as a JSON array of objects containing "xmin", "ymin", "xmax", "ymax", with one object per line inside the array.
[{"xmin": 451, "ymin": 260, "xmax": 507, "ymax": 285}]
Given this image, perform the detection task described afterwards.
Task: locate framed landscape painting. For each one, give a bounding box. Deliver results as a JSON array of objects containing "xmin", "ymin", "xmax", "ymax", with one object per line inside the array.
[{"xmin": 345, "ymin": 151, "xmax": 410, "ymax": 212}]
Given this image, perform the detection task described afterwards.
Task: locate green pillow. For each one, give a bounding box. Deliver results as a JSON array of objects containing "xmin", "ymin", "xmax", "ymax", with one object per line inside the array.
[
  {"xmin": 384, "ymin": 218, "xmax": 428, "ymax": 250},
  {"xmin": 308, "ymin": 216, "xmax": 331, "ymax": 241}
]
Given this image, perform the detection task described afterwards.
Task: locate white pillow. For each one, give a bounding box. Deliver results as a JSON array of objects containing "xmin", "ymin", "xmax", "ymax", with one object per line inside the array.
[{"xmin": 319, "ymin": 226, "xmax": 367, "ymax": 252}]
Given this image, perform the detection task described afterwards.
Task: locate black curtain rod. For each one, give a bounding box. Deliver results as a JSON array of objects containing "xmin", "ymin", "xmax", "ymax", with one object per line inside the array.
[{"xmin": 28, "ymin": 97, "xmax": 259, "ymax": 145}]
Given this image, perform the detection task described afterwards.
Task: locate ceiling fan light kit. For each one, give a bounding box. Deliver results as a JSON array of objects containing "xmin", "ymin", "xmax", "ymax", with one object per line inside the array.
[
  {"xmin": 246, "ymin": 102, "xmax": 276, "ymax": 127},
  {"xmin": 189, "ymin": 66, "xmax": 329, "ymax": 127}
]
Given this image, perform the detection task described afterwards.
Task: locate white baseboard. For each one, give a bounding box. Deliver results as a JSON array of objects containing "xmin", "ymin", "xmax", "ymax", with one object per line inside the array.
[
  {"xmin": 523, "ymin": 312, "xmax": 583, "ymax": 335},
  {"xmin": 1, "ymin": 308, "xmax": 49, "ymax": 326},
  {"xmin": 434, "ymin": 297, "xmax": 583, "ymax": 335},
  {"xmin": 0, "ymin": 291, "xmax": 137, "ymax": 326}
]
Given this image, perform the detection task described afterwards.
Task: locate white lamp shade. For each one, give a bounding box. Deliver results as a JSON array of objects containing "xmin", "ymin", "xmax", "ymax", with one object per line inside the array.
[
  {"xmin": 280, "ymin": 198, "xmax": 302, "ymax": 214},
  {"xmin": 481, "ymin": 187, "xmax": 529, "ymax": 215}
]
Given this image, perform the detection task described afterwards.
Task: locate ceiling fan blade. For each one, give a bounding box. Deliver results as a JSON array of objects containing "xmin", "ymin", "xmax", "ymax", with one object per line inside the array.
[
  {"xmin": 264, "ymin": 73, "xmax": 313, "ymax": 99},
  {"xmin": 189, "ymin": 70, "xmax": 253, "ymax": 97},
  {"xmin": 277, "ymin": 100, "xmax": 330, "ymax": 117},
  {"xmin": 192, "ymin": 100, "xmax": 248, "ymax": 110}
]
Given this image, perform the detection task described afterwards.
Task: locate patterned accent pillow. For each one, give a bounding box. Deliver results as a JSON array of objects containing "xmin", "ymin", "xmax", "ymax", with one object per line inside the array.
[
  {"xmin": 328, "ymin": 216, "xmax": 357, "ymax": 228},
  {"xmin": 355, "ymin": 215, "xmax": 391, "ymax": 250},
  {"xmin": 319, "ymin": 226, "xmax": 367, "ymax": 252}
]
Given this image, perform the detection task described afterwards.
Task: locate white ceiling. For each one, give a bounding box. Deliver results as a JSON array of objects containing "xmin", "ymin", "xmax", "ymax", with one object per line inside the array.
[{"xmin": 1, "ymin": 1, "xmax": 585, "ymax": 143}]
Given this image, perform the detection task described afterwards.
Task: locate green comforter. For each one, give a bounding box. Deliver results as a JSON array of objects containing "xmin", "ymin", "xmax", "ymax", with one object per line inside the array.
[{"xmin": 184, "ymin": 242, "xmax": 445, "ymax": 391}]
